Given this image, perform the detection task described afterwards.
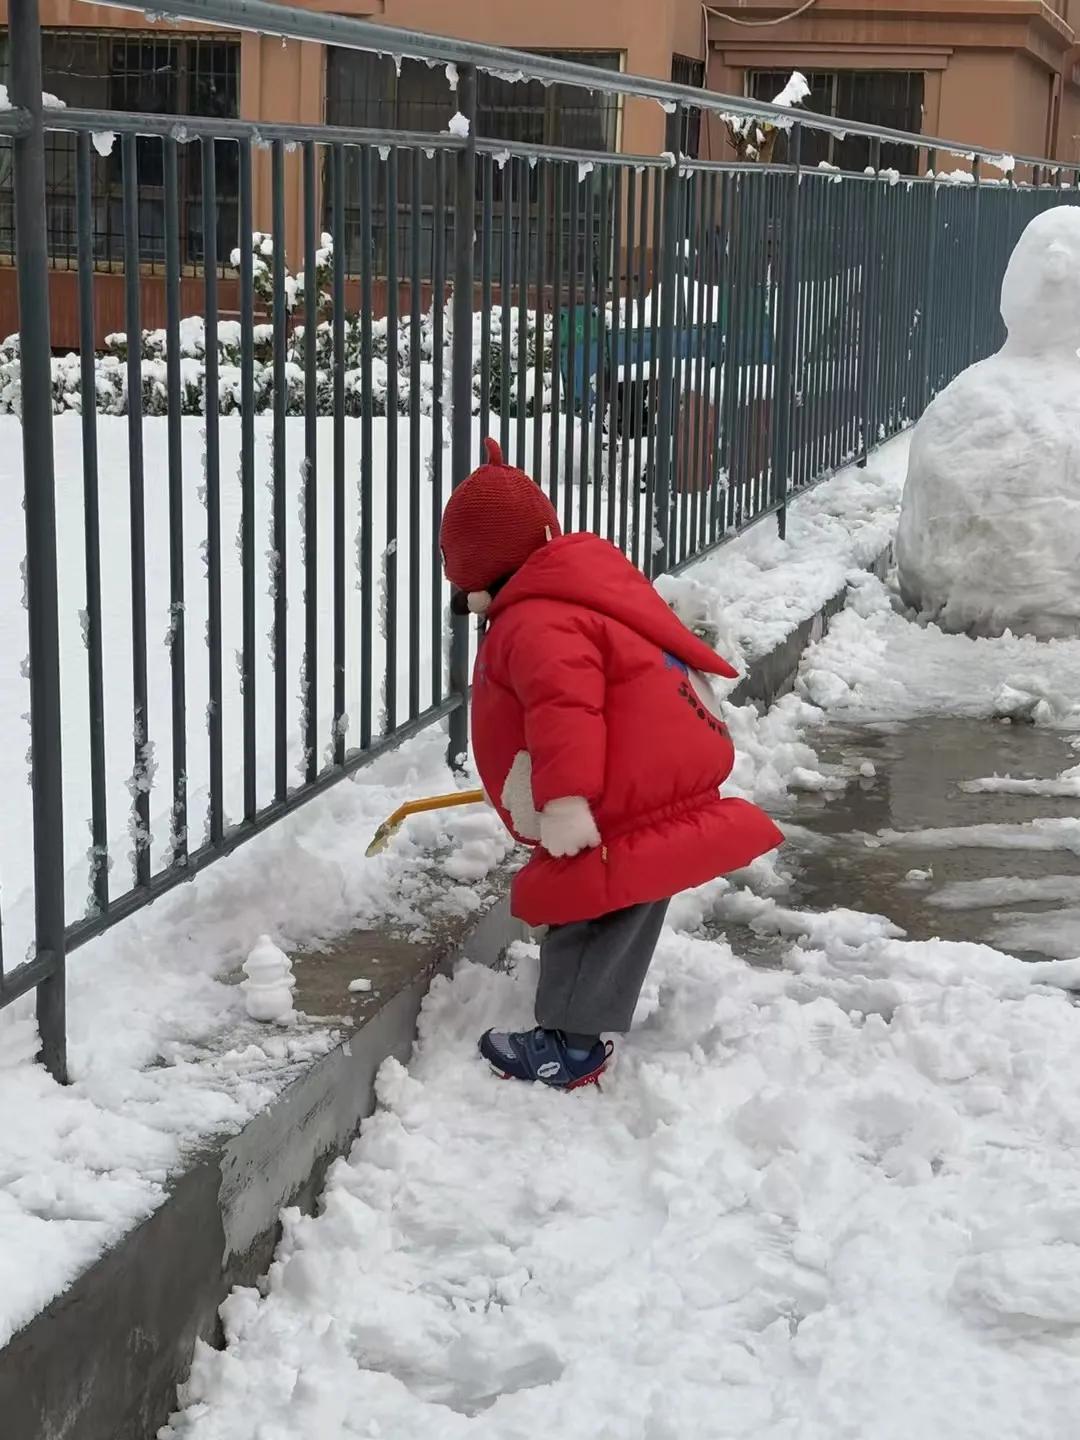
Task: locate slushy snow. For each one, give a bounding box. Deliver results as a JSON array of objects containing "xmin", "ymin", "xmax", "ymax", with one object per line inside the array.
[{"xmin": 896, "ymin": 206, "xmax": 1080, "ymax": 639}]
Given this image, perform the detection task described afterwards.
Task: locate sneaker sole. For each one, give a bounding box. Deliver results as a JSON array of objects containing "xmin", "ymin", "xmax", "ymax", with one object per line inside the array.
[{"xmin": 486, "ymin": 1057, "xmax": 610, "ymax": 1091}]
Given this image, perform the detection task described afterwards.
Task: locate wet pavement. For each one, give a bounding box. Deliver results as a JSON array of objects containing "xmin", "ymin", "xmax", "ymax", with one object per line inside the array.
[{"xmin": 714, "ymin": 717, "xmax": 1080, "ymax": 965}]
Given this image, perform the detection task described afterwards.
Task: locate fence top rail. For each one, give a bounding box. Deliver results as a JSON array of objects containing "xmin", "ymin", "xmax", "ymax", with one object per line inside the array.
[
  {"xmin": 34, "ymin": 102, "xmax": 1075, "ymax": 192},
  {"xmin": 42, "ymin": 106, "xmax": 469, "ymax": 151},
  {"xmin": 86, "ymin": 0, "xmax": 1069, "ymax": 173}
]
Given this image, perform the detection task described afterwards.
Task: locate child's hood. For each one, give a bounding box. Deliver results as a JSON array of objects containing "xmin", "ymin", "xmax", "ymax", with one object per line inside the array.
[{"xmin": 487, "ymin": 532, "xmax": 738, "ymax": 680}]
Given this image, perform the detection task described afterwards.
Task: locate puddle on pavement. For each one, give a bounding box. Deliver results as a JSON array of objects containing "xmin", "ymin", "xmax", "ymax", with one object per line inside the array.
[{"xmin": 711, "ymin": 717, "xmax": 1080, "ymax": 966}]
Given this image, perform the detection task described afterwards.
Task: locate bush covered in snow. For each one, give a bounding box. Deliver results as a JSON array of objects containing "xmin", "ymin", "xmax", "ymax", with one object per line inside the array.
[{"xmin": 0, "ymin": 230, "xmax": 555, "ymax": 420}]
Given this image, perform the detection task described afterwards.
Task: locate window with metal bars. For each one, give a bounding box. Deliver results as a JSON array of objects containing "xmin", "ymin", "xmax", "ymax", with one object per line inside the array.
[
  {"xmin": 748, "ymin": 70, "xmax": 924, "ymax": 174},
  {"xmin": 325, "ymin": 49, "xmax": 622, "ymax": 278},
  {"xmin": 0, "ymin": 29, "xmax": 240, "ymax": 270}
]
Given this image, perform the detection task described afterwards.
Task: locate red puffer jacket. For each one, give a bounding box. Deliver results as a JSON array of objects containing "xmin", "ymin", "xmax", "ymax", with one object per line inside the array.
[{"xmin": 471, "ymin": 532, "xmax": 783, "ymax": 926}]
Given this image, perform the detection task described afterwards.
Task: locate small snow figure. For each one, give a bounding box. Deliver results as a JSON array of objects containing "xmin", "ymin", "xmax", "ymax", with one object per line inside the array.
[
  {"xmin": 242, "ymin": 935, "xmax": 296, "ymax": 1022},
  {"xmin": 896, "ymin": 206, "xmax": 1080, "ymax": 639}
]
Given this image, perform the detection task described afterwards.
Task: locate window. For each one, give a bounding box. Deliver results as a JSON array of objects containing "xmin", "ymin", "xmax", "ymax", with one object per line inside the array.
[
  {"xmin": 671, "ymin": 55, "xmax": 705, "ymax": 159},
  {"xmin": 325, "ymin": 49, "xmax": 622, "ymax": 278},
  {"xmin": 326, "ymin": 49, "xmax": 621, "ymax": 151},
  {"xmin": 747, "ymin": 70, "xmax": 924, "ymax": 174},
  {"xmin": 477, "ymin": 52, "xmax": 622, "ymax": 153},
  {"xmin": 0, "ymin": 30, "xmax": 240, "ymax": 268}
]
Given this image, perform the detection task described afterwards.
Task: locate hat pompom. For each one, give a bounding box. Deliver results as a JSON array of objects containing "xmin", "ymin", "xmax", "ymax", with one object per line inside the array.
[{"xmin": 467, "ymin": 590, "xmax": 493, "ymax": 615}]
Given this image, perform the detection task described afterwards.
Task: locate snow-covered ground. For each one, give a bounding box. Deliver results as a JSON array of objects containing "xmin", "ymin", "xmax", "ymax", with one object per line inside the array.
[
  {"xmin": 159, "ymin": 431, "xmax": 1080, "ymax": 1440},
  {"xmin": 0, "ymin": 433, "xmax": 908, "ymax": 1352}
]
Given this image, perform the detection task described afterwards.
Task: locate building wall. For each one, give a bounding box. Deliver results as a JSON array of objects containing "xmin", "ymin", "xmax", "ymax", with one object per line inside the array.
[{"xmin": 704, "ymin": 0, "xmax": 1077, "ymax": 166}]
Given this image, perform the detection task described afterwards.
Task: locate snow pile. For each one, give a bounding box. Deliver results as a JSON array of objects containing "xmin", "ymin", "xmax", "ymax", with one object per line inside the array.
[
  {"xmin": 896, "ymin": 206, "xmax": 1080, "ymax": 640},
  {"xmin": 658, "ymin": 434, "xmax": 908, "ymax": 673},
  {"xmin": 797, "ymin": 569, "xmax": 1080, "ymax": 723},
  {"xmin": 163, "ymin": 906, "xmax": 1080, "ymax": 1438}
]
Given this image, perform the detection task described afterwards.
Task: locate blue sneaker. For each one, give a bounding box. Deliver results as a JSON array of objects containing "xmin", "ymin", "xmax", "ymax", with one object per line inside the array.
[{"xmin": 479, "ymin": 1028, "xmax": 613, "ymax": 1089}]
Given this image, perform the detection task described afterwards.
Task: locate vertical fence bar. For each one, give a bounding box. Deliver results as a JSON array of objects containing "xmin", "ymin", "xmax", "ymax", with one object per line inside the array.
[
  {"xmin": 76, "ymin": 133, "xmax": 109, "ymax": 911},
  {"xmin": 847, "ymin": 175, "xmax": 865, "ymax": 459},
  {"xmin": 302, "ymin": 141, "xmax": 318, "ymax": 781},
  {"xmin": 239, "ymin": 139, "xmax": 257, "ymax": 818},
  {"xmin": 675, "ymin": 167, "xmax": 697, "ymax": 564},
  {"xmin": 13, "ymin": 0, "xmax": 66, "ymax": 1079},
  {"xmin": 858, "ymin": 140, "xmax": 881, "ymax": 464},
  {"xmin": 578, "ymin": 170, "xmax": 595, "ymax": 532},
  {"xmin": 607, "ymin": 165, "xmax": 623, "ymax": 548},
  {"xmin": 697, "ymin": 170, "xmax": 720, "ymax": 556},
  {"xmin": 163, "ymin": 136, "xmax": 187, "ymax": 867},
  {"xmin": 431, "ymin": 149, "xmax": 446, "ymax": 706},
  {"xmin": 202, "ymin": 137, "xmax": 224, "ymax": 846},
  {"xmin": 709, "ymin": 172, "xmax": 729, "ymax": 544},
  {"xmin": 772, "ymin": 125, "xmax": 801, "ymax": 538},
  {"xmin": 448, "ymin": 66, "xmax": 476, "ymax": 765},
  {"xmin": 646, "ymin": 166, "xmax": 663, "ymax": 562},
  {"xmin": 652, "ymin": 144, "xmax": 681, "ymax": 575},
  {"xmin": 723, "ymin": 175, "xmax": 746, "ymax": 531},
  {"xmin": 383, "ymin": 146, "xmax": 400, "ymax": 738},
  {"xmin": 271, "ymin": 139, "xmax": 288, "ymax": 803},
  {"xmin": 359, "ymin": 144, "xmax": 374, "ymax": 747},
  {"xmin": 122, "ymin": 134, "xmax": 151, "ymax": 887},
  {"xmin": 500, "ymin": 157, "xmax": 513, "ymax": 460},
  {"xmin": 619, "ymin": 166, "xmax": 635, "ymax": 556},
  {"xmin": 591, "ymin": 165, "xmax": 609, "ymax": 537},
  {"xmin": 549, "ymin": 163, "xmax": 564, "ymax": 510},
  {"xmin": 829, "ymin": 172, "xmax": 846, "ymax": 469},
  {"xmin": 516, "ymin": 152, "xmax": 530, "ymax": 472},
  {"xmin": 632, "ymin": 169, "xmax": 649, "ymax": 566},
  {"xmin": 532, "ymin": 160, "xmax": 548, "ymax": 494},
  {"xmin": 563, "ymin": 169, "xmax": 579, "ymax": 534},
  {"xmin": 331, "ymin": 143, "xmax": 347, "ymax": 761},
  {"xmin": 480, "ymin": 152, "xmax": 493, "ymax": 451},
  {"xmin": 966, "ymin": 155, "xmax": 983, "ymax": 367},
  {"xmin": 409, "ymin": 151, "xmax": 422, "ymax": 719}
]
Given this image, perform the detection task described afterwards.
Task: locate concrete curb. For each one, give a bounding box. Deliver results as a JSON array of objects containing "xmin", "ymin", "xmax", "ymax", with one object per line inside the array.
[
  {"xmin": 0, "ymin": 542, "xmax": 890, "ymax": 1440},
  {"xmin": 0, "ymin": 897, "xmax": 530, "ymax": 1440},
  {"xmin": 730, "ymin": 545, "xmax": 892, "ymax": 710}
]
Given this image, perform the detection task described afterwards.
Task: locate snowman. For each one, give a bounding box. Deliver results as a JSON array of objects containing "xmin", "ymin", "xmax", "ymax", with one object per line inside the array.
[{"xmin": 896, "ymin": 205, "xmax": 1080, "ymax": 640}]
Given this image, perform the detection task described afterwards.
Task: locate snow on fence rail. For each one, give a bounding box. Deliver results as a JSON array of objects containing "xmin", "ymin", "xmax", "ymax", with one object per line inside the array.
[{"xmin": 3, "ymin": 0, "xmax": 1079, "ymax": 1082}]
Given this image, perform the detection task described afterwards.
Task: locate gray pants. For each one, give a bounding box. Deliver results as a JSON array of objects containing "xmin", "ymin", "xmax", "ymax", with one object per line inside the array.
[{"xmin": 534, "ymin": 899, "xmax": 669, "ymax": 1036}]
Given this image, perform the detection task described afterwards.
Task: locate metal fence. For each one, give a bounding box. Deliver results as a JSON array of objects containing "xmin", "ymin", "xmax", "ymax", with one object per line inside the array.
[{"xmin": 3, "ymin": 0, "xmax": 1077, "ymax": 1083}]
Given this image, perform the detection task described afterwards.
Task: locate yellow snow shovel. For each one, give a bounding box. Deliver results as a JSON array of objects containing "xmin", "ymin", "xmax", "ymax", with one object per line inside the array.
[{"xmin": 365, "ymin": 789, "xmax": 486, "ymax": 857}]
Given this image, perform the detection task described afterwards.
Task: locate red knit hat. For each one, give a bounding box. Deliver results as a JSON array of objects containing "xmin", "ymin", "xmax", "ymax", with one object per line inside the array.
[{"xmin": 440, "ymin": 438, "xmax": 561, "ymax": 612}]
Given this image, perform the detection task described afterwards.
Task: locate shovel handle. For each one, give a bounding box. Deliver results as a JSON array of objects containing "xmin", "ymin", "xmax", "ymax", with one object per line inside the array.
[{"xmin": 365, "ymin": 789, "xmax": 486, "ymax": 857}]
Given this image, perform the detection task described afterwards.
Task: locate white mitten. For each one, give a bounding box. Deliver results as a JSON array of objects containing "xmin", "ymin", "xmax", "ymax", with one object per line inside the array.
[{"xmin": 539, "ymin": 797, "xmax": 601, "ymax": 858}]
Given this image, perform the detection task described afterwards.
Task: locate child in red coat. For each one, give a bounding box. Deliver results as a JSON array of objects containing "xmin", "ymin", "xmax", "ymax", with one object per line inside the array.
[{"xmin": 440, "ymin": 440, "xmax": 783, "ymax": 1088}]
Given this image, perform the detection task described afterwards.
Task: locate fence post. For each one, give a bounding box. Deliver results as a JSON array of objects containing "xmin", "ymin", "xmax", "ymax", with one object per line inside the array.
[
  {"xmin": 448, "ymin": 64, "xmax": 477, "ymax": 767},
  {"xmin": 10, "ymin": 0, "xmax": 67, "ymax": 1083},
  {"xmin": 651, "ymin": 138, "xmax": 682, "ymax": 576},
  {"xmin": 771, "ymin": 122, "xmax": 802, "ymax": 541}
]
